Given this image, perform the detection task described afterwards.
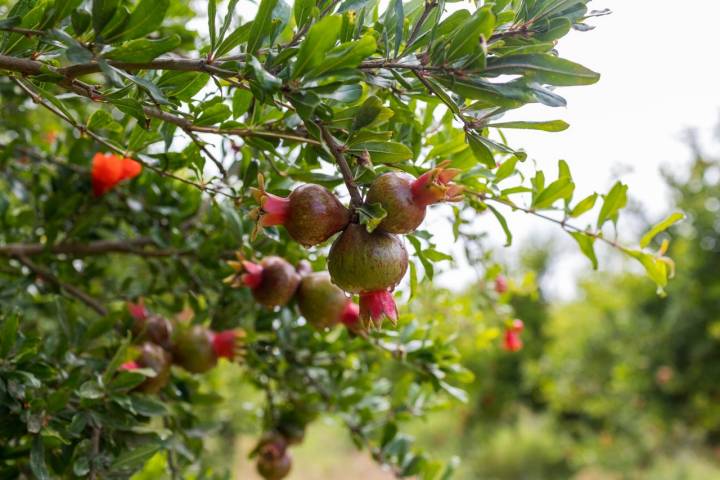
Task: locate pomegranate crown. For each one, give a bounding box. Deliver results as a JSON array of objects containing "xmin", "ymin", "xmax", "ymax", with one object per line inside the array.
[
  {"xmin": 127, "ymin": 300, "xmax": 148, "ymax": 320},
  {"xmin": 224, "ymin": 252, "xmax": 264, "ymax": 289},
  {"xmin": 410, "ymin": 160, "xmax": 464, "ymax": 207},
  {"xmin": 359, "ymin": 290, "xmax": 398, "ymax": 330},
  {"xmin": 211, "ymin": 328, "xmax": 247, "ymax": 362},
  {"xmin": 249, "ymin": 174, "xmax": 290, "ymax": 239}
]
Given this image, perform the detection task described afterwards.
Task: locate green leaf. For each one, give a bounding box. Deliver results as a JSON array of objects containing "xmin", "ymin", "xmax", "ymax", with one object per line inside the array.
[
  {"xmin": 597, "ymin": 181, "xmax": 628, "ymax": 228},
  {"xmin": 640, "ymin": 212, "xmax": 685, "ymax": 248},
  {"xmin": 30, "ymin": 436, "xmax": 50, "ymax": 480},
  {"xmin": 487, "ymin": 204, "xmax": 512, "ymax": 246},
  {"xmin": 0, "ymin": 310, "xmax": 19, "ymax": 357},
  {"xmin": 306, "ymin": 34, "xmax": 376, "ymax": 79},
  {"xmin": 532, "ymin": 176, "xmax": 575, "ymax": 209},
  {"xmin": 208, "ymin": 0, "xmax": 217, "ymax": 49},
  {"xmin": 110, "ymin": 443, "xmax": 163, "ymax": 470},
  {"xmin": 351, "ymin": 96, "xmax": 385, "ymax": 131},
  {"xmin": 77, "ymin": 381, "xmax": 104, "ymax": 399},
  {"xmin": 466, "ymin": 132, "xmax": 495, "ymax": 168},
  {"xmin": 624, "ymin": 249, "xmax": 672, "ymax": 295},
  {"xmin": 45, "ymin": 0, "xmax": 83, "ymax": 28},
  {"xmin": 357, "ymin": 202, "xmax": 387, "ymax": 233},
  {"xmin": 232, "ymin": 89, "xmax": 253, "ymax": 118},
  {"xmin": 115, "ymin": 0, "xmax": 169, "ymax": 41},
  {"xmin": 104, "ymin": 35, "xmax": 181, "ymax": 62},
  {"xmin": 247, "ymin": 0, "xmax": 279, "ymax": 54},
  {"xmin": 102, "ymin": 334, "xmax": 132, "ymax": 384},
  {"xmin": 215, "ymin": 21, "xmax": 252, "ymax": 58},
  {"xmin": 157, "ymin": 71, "xmax": 209, "ymax": 101},
  {"xmin": 485, "ymin": 54, "xmax": 600, "ymax": 86},
  {"xmin": 294, "ymin": 0, "xmax": 314, "ymax": 28},
  {"xmin": 570, "ymin": 231, "xmax": 598, "ymax": 269},
  {"xmin": 348, "ymin": 141, "xmax": 412, "ymax": 164},
  {"xmin": 292, "ymin": 15, "xmax": 342, "ymax": 79},
  {"xmin": 87, "ymin": 109, "xmax": 123, "ymax": 133},
  {"xmin": 445, "ymin": 7, "xmax": 494, "ymax": 62},
  {"xmin": 92, "ymin": 0, "xmax": 119, "ymax": 35},
  {"xmin": 569, "ymin": 193, "xmax": 597, "ymax": 218},
  {"xmin": 195, "ymin": 103, "xmax": 231, "ymax": 126},
  {"xmin": 495, "ymin": 156, "xmax": 519, "ymax": 181},
  {"xmin": 488, "ymin": 119, "xmax": 569, "ymax": 132}
]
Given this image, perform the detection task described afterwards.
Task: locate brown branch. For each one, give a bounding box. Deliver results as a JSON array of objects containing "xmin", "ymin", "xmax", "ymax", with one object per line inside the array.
[
  {"xmin": 88, "ymin": 426, "xmax": 102, "ymax": 480},
  {"xmin": 14, "ymin": 254, "xmax": 108, "ymax": 316},
  {"xmin": 0, "ymin": 238, "xmax": 187, "ymax": 257},
  {"xmin": 319, "ymin": 125, "xmax": 364, "ymax": 208}
]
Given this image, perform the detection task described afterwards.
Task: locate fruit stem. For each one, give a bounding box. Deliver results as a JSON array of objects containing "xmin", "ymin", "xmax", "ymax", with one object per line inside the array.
[{"xmin": 319, "ymin": 125, "xmax": 364, "ymax": 208}]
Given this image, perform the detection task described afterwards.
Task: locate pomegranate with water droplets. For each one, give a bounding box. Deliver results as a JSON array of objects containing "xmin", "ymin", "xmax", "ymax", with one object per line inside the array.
[
  {"xmin": 365, "ymin": 161, "xmax": 463, "ymax": 234},
  {"xmin": 328, "ymin": 224, "xmax": 408, "ymax": 328},
  {"xmin": 226, "ymin": 256, "xmax": 300, "ymax": 308},
  {"xmin": 297, "ymin": 271, "xmax": 358, "ymax": 330},
  {"xmin": 251, "ymin": 179, "xmax": 350, "ymax": 247}
]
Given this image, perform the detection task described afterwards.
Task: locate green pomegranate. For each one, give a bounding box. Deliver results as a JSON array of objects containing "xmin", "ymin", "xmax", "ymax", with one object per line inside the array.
[
  {"xmin": 171, "ymin": 325, "xmax": 216, "ymax": 373},
  {"xmin": 120, "ymin": 342, "xmax": 172, "ymax": 394},
  {"xmin": 327, "ymin": 224, "xmax": 408, "ymax": 328},
  {"xmin": 296, "ymin": 272, "xmax": 358, "ymax": 330},
  {"xmin": 251, "ymin": 180, "xmax": 350, "ymax": 247},
  {"xmin": 365, "ymin": 162, "xmax": 463, "ymax": 234}
]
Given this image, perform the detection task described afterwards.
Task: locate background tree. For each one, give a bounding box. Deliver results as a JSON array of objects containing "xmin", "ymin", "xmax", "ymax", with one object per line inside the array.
[{"xmin": 0, "ymin": 0, "xmax": 679, "ymax": 478}]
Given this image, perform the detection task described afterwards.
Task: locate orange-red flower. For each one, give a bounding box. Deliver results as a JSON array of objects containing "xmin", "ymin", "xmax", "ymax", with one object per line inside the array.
[{"xmin": 91, "ymin": 153, "xmax": 142, "ymax": 196}]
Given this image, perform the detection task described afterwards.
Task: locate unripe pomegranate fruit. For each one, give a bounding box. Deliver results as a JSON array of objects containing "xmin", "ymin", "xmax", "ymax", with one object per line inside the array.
[
  {"xmin": 494, "ymin": 274, "xmax": 508, "ymax": 294},
  {"xmin": 172, "ymin": 325, "xmax": 245, "ymax": 373},
  {"xmin": 250, "ymin": 176, "xmax": 350, "ymax": 247},
  {"xmin": 328, "ymin": 224, "xmax": 408, "ymax": 328},
  {"xmin": 128, "ymin": 303, "xmax": 174, "ymax": 350},
  {"xmin": 120, "ymin": 342, "xmax": 172, "ymax": 394},
  {"xmin": 172, "ymin": 325, "xmax": 216, "ymax": 373},
  {"xmin": 297, "ymin": 271, "xmax": 359, "ymax": 330},
  {"xmin": 502, "ymin": 319, "xmax": 524, "ymax": 352},
  {"xmin": 365, "ymin": 161, "xmax": 463, "ymax": 234},
  {"xmin": 226, "ymin": 256, "xmax": 300, "ymax": 308},
  {"xmin": 255, "ymin": 433, "xmax": 292, "ymax": 480}
]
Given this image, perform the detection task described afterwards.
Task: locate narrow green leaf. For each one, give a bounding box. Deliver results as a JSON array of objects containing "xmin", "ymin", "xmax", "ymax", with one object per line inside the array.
[
  {"xmin": 597, "ymin": 181, "xmax": 628, "ymax": 228},
  {"xmin": 110, "ymin": 443, "xmax": 163, "ymax": 470},
  {"xmin": 208, "ymin": 0, "xmax": 217, "ymax": 49},
  {"xmin": 347, "ymin": 141, "xmax": 412, "ymax": 163},
  {"xmin": 445, "ymin": 7, "xmax": 494, "ymax": 62},
  {"xmin": 488, "ymin": 119, "xmax": 569, "ymax": 132},
  {"xmin": 115, "ymin": 0, "xmax": 169, "ymax": 41},
  {"xmin": 0, "ymin": 310, "xmax": 19, "ymax": 357},
  {"xmin": 487, "ymin": 204, "xmax": 512, "ymax": 246},
  {"xmin": 232, "ymin": 89, "xmax": 253, "ymax": 118},
  {"xmin": 466, "ymin": 132, "xmax": 495, "ymax": 168},
  {"xmin": 87, "ymin": 109, "xmax": 122, "ymax": 133},
  {"xmin": 532, "ymin": 177, "xmax": 575, "ymax": 209},
  {"xmin": 570, "ymin": 232, "xmax": 598, "ymax": 269},
  {"xmin": 292, "ymin": 15, "xmax": 342, "ymax": 79},
  {"xmin": 569, "ymin": 193, "xmax": 598, "ymax": 218},
  {"xmin": 30, "ymin": 436, "xmax": 50, "ymax": 480},
  {"xmin": 104, "ymin": 35, "xmax": 181, "ymax": 62},
  {"xmin": 92, "ymin": 0, "xmax": 119, "ymax": 35},
  {"xmin": 247, "ymin": 0, "xmax": 279, "ymax": 54},
  {"xmin": 358, "ymin": 202, "xmax": 387, "ymax": 233},
  {"xmin": 485, "ymin": 54, "xmax": 601, "ymax": 86},
  {"xmin": 640, "ymin": 212, "xmax": 685, "ymax": 248}
]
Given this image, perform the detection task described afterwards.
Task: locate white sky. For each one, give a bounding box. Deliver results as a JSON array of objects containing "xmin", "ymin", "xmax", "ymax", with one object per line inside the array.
[{"xmin": 432, "ymin": 0, "xmax": 720, "ymax": 298}]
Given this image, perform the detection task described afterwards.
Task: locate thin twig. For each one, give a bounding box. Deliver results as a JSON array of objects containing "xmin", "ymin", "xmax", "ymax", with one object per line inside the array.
[
  {"xmin": 88, "ymin": 426, "xmax": 102, "ymax": 480},
  {"xmin": 14, "ymin": 254, "xmax": 108, "ymax": 316},
  {"xmin": 0, "ymin": 238, "xmax": 187, "ymax": 257},
  {"xmin": 403, "ymin": 0, "xmax": 438, "ymax": 54},
  {"xmin": 319, "ymin": 125, "xmax": 364, "ymax": 208}
]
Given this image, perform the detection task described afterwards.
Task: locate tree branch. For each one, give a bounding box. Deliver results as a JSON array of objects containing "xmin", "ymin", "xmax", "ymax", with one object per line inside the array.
[
  {"xmin": 13, "ymin": 254, "xmax": 108, "ymax": 316},
  {"xmin": 319, "ymin": 125, "xmax": 364, "ymax": 208},
  {"xmin": 0, "ymin": 238, "xmax": 187, "ymax": 257}
]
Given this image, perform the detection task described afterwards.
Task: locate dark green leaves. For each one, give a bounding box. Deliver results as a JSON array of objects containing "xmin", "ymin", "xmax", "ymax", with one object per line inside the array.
[
  {"xmin": 445, "ymin": 7, "xmax": 494, "ymax": 62},
  {"xmin": 0, "ymin": 310, "xmax": 19, "ymax": 357},
  {"xmin": 247, "ymin": 0, "xmax": 279, "ymax": 54},
  {"xmin": 115, "ymin": 0, "xmax": 169, "ymax": 41},
  {"xmin": 486, "ymin": 54, "xmax": 600, "ymax": 86},
  {"xmin": 488, "ymin": 119, "xmax": 569, "ymax": 132},
  {"xmin": 105, "ymin": 35, "xmax": 180, "ymax": 62}
]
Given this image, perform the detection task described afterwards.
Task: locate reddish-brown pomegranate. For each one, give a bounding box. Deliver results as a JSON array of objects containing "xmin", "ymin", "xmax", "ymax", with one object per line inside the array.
[
  {"xmin": 494, "ymin": 274, "xmax": 508, "ymax": 294},
  {"xmin": 251, "ymin": 178, "xmax": 350, "ymax": 247},
  {"xmin": 128, "ymin": 302, "xmax": 174, "ymax": 350},
  {"xmin": 226, "ymin": 256, "xmax": 300, "ymax": 308},
  {"xmin": 365, "ymin": 161, "xmax": 463, "ymax": 234},
  {"xmin": 120, "ymin": 342, "xmax": 172, "ymax": 394},
  {"xmin": 296, "ymin": 271, "xmax": 359, "ymax": 330},
  {"xmin": 327, "ymin": 224, "xmax": 408, "ymax": 328},
  {"xmin": 255, "ymin": 433, "xmax": 292, "ymax": 480}
]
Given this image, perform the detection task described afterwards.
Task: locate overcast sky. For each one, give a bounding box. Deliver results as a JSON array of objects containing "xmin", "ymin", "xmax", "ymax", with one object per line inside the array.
[{"xmin": 432, "ymin": 0, "xmax": 720, "ymax": 297}]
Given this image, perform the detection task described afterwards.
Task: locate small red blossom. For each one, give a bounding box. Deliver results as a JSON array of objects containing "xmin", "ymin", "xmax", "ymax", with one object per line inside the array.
[
  {"xmin": 127, "ymin": 300, "xmax": 148, "ymax": 320},
  {"xmin": 494, "ymin": 274, "xmax": 508, "ymax": 294},
  {"xmin": 211, "ymin": 329, "xmax": 245, "ymax": 361},
  {"xmin": 120, "ymin": 360, "xmax": 139, "ymax": 371},
  {"xmin": 502, "ymin": 319, "xmax": 524, "ymax": 352},
  {"xmin": 91, "ymin": 152, "xmax": 142, "ymax": 196}
]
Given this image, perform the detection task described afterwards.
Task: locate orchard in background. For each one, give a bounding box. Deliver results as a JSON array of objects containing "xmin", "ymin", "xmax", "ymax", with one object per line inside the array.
[{"xmin": 0, "ymin": 0, "xmax": 681, "ymax": 478}]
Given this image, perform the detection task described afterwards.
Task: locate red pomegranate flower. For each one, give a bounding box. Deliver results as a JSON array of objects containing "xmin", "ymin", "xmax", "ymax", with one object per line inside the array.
[
  {"xmin": 91, "ymin": 152, "xmax": 142, "ymax": 196},
  {"xmin": 502, "ymin": 319, "xmax": 524, "ymax": 352}
]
